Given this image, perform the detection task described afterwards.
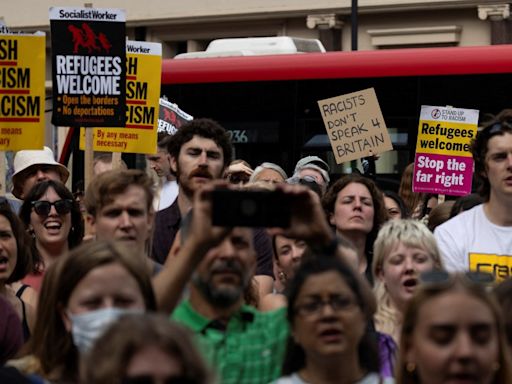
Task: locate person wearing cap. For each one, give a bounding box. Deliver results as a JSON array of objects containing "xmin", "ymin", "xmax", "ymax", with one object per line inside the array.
[
  {"xmin": 12, "ymin": 146, "xmax": 69, "ymax": 201},
  {"xmin": 249, "ymin": 162, "xmax": 287, "ymax": 184},
  {"xmin": 292, "ymin": 155, "xmax": 330, "ymax": 194}
]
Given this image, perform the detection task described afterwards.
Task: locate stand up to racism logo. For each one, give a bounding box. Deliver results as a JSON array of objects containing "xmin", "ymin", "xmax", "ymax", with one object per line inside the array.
[{"xmin": 49, "ymin": 7, "xmax": 126, "ymax": 127}]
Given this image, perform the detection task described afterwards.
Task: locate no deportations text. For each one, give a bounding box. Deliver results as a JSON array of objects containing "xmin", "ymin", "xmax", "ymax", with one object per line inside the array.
[{"xmin": 72, "ymin": 105, "xmax": 115, "ymax": 117}]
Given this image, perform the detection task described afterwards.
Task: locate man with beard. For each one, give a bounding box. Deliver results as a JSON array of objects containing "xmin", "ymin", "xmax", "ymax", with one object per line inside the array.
[
  {"xmin": 152, "ymin": 181, "xmax": 335, "ymax": 383},
  {"xmin": 151, "ymin": 118, "xmax": 231, "ymax": 264},
  {"xmin": 151, "ymin": 119, "xmax": 274, "ymax": 298}
]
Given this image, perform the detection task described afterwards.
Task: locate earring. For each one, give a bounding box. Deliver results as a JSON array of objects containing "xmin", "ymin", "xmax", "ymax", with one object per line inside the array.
[
  {"xmin": 406, "ymin": 362, "xmax": 416, "ymax": 373},
  {"xmin": 278, "ymin": 271, "xmax": 287, "ymax": 283}
]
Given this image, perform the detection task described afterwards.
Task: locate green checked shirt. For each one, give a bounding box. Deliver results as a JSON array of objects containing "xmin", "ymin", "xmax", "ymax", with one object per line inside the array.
[{"xmin": 172, "ymin": 300, "xmax": 289, "ymax": 384}]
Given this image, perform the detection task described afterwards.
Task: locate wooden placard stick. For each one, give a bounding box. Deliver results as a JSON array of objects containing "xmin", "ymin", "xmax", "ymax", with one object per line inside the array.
[{"xmin": 112, "ymin": 152, "xmax": 122, "ymax": 170}]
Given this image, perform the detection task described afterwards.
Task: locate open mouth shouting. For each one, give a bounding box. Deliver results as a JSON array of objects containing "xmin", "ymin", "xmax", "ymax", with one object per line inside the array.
[
  {"xmin": 0, "ymin": 255, "xmax": 10, "ymax": 273},
  {"xmin": 402, "ymin": 277, "xmax": 418, "ymax": 293}
]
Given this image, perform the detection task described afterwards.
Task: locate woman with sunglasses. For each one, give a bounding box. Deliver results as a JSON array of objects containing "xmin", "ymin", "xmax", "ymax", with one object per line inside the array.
[
  {"xmin": 396, "ymin": 272, "xmax": 512, "ymax": 384},
  {"xmin": 17, "ymin": 180, "xmax": 84, "ymax": 294},
  {"xmin": 276, "ymin": 256, "xmax": 393, "ymax": 384}
]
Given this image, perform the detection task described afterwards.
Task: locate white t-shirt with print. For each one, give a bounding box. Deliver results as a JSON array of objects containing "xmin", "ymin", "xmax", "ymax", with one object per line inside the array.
[{"xmin": 434, "ymin": 204, "xmax": 512, "ymax": 277}]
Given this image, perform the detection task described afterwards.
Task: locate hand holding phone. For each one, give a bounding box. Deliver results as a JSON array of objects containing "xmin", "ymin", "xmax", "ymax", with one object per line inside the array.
[{"xmin": 211, "ymin": 188, "xmax": 291, "ymax": 228}]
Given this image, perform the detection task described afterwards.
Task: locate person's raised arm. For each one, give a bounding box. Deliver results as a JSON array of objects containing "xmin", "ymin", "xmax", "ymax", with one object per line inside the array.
[
  {"xmin": 268, "ymin": 183, "xmax": 334, "ymax": 248},
  {"xmin": 152, "ymin": 182, "xmax": 231, "ymax": 313}
]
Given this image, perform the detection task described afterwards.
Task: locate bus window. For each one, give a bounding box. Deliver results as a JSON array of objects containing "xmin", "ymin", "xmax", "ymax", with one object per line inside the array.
[{"xmin": 160, "ymin": 45, "xmax": 512, "ymax": 188}]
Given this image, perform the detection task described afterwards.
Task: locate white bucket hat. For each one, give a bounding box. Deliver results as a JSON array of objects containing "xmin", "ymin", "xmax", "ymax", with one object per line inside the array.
[{"xmin": 12, "ymin": 146, "xmax": 70, "ymax": 199}]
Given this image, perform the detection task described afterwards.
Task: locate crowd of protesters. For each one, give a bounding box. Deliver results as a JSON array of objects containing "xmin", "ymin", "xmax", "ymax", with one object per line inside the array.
[{"xmin": 1, "ymin": 109, "xmax": 512, "ymax": 384}]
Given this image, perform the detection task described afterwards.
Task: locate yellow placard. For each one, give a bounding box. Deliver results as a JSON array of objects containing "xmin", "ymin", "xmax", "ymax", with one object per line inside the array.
[
  {"xmin": 0, "ymin": 34, "xmax": 46, "ymax": 150},
  {"xmin": 469, "ymin": 253, "xmax": 512, "ymax": 282},
  {"xmin": 80, "ymin": 41, "xmax": 161, "ymax": 154},
  {"xmin": 415, "ymin": 119, "xmax": 477, "ymax": 157}
]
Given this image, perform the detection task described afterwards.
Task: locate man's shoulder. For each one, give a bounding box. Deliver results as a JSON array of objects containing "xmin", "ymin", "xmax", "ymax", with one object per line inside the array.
[
  {"xmin": 242, "ymin": 304, "xmax": 287, "ymax": 326},
  {"xmin": 171, "ymin": 300, "xmax": 209, "ymax": 332},
  {"xmin": 155, "ymin": 199, "xmax": 180, "ymax": 223},
  {"xmin": 172, "ymin": 301, "xmax": 287, "ymax": 333},
  {"xmin": 435, "ymin": 204, "xmax": 482, "ymax": 235}
]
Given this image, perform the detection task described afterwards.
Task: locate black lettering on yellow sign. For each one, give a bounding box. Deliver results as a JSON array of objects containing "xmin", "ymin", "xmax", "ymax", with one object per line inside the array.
[
  {"xmin": 126, "ymin": 81, "xmax": 147, "ymax": 100},
  {"xmin": 127, "ymin": 57, "xmax": 138, "ymax": 76},
  {"xmin": 0, "ymin": 95, "xmax": 40, "ymax": 116},
  {"xmin": 127, "ymin": 105, "xmax": 154, "ymax": 124},
  {"xmin": 0, "ymin": 67, "xmax": 29, "ymax": 88},
  {"xmin": 469, "ymin": 253, "xmax": 512, "ymax": 282},
  {"xmin": 0, "ymin": 39, "xmax": 17, "ymax": 60},
  {"xmin": 474, "ymin": 263, "xmax": 511, "ymax": 281},
  {"xmin": 1, "ymin": 128, "xmax": 21, "ymax": 134}
]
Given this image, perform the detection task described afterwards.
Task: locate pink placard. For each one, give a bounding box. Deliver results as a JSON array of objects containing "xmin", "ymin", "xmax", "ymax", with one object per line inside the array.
[{"xmin": 413, "ymin": 153, "xmax": 473, "ymax": 196}]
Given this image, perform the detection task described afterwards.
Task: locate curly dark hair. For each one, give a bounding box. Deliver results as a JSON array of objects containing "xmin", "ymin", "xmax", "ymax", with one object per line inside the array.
[
  {"xmin": 19, "ymin": 180, "xmax": 84, "ymax": 271},
  {"xmin": 322, "ymin": 173, "xmax": 388, "ymax": 258},
  {"xmin": 167, "ymin": 118, "xmax": 233, "ymax": 170},
  {"xmin": 471, "ymin": 109, "xmax": 512, "ymax": 201}
]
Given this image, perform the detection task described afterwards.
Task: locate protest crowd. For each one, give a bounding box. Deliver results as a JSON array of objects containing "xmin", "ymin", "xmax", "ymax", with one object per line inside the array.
[
  {"xmin": 0, "ymin": 110, "xmax": 511, "ymax": 384},
  {"xmin": 2, "ymin": 6, "xmax": 512, "ymax": 384}
]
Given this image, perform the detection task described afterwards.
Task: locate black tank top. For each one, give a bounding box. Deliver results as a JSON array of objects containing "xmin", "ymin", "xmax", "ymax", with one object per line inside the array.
[{"xmin": 15, "ymin": 284, "xmax": 31, "ymax": 342}]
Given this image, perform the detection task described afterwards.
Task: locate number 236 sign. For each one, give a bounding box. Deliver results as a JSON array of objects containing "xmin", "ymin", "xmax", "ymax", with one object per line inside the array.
[{"xmin": 227, "ymin": 130, "xmax": 248, "ymax": 143}]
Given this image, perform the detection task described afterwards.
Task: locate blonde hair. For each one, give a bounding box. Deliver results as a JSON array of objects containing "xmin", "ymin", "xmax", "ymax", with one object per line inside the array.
[
  {"xmin": 372, "ymin": 219, "xmax": 443, "ymax": 343},
  {"xmin": 397, "ymin": 275, "xmax": 512, "ymax": 384}
]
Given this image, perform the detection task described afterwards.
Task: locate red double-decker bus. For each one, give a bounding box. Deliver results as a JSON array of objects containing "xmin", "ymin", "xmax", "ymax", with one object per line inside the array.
[{"xmin": 160, "ymin": 44, "xmax": 512, "ymax": 187}]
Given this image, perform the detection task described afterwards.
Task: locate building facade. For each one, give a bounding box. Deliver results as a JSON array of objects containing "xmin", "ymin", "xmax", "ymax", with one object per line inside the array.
[{"xmin": 1, "ymin": 1, "xmax": 511, "ymax": 188}]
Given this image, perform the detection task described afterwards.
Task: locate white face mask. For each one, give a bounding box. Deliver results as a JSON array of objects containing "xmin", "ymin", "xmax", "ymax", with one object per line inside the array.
[{"xmin": 69, "ymin": 307, "xmax": 143, "ymax": 354}]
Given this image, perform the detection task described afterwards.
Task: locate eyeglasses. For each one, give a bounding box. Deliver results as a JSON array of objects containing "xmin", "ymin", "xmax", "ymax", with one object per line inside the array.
[
  {"xmin": 286, "ymin": 175, "xmax": 318, "ymax": 185},
  {"xmin": 295, "ymin": 295, "xmax": 357, "ymax": 317},
  {"xmin": 31, "ymin": 199, "xmax": 73, "ymax": 216},
  {"xmin": 420, "ymin": 270, "xmax": 495, "ymax": 287},
  {"xmin": 122, "ymin": 375, "xmax": 195, "ymax": 384}
]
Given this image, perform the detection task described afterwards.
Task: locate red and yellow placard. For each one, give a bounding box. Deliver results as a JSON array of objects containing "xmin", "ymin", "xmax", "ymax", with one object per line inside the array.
[
  {"xmin": 0, "ymin": 33, "xmax": 46, "ymax": 150},
  {"xmin": 80, "ymin": 40, "xmax": 161, "ymax": 154}
]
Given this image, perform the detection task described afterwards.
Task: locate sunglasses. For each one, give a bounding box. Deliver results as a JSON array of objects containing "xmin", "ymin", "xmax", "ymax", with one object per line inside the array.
[
  {"xmin": 31, "ymin": 199, "xmax": 73, "ymax": 216},
  {"xmin": 286, "ymin": 175, "xmax": 319, "ymax": 185},
  {"xmin": 420, "ymin": 269, "xmax": 495, "ymax": 287}
]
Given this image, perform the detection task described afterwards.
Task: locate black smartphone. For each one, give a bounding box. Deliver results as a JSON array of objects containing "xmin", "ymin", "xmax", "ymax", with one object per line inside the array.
[{"xmin": 211, "ymin": 189, "xmax": 291, "ymax": 227}]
